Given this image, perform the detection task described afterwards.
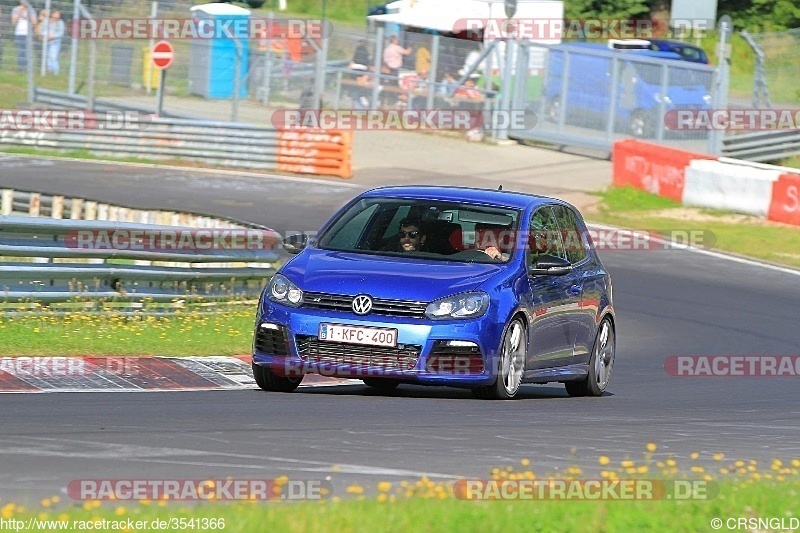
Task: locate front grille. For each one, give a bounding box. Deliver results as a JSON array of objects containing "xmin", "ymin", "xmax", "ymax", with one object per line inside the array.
[
  {"xmin": 302, "ymin": 292, "xmax": 427, "ymax": 318},
  {"xmin": 295, "ymin": 335, "xmax": 422, "ymax": 370},
  {"xmin": 254, "ymin": 324, "xmax": 289, "ymax": 356}
]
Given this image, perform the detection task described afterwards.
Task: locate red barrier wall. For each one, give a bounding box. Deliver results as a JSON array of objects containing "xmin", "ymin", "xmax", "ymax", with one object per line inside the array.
[
  {"xmin": 767, "ymin": 173, "xmax": 800, "ymax": 226},
  {"xmin": 612, "ymin": 140, "xmax": 716, "ymax": 202},
  {"xmin": 276, "ymin": 131, "xmax": 353, "ymax": 179}
]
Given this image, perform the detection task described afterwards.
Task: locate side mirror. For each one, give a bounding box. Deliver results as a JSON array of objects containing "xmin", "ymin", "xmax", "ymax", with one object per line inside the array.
[
  {"xmin": 529, "ymin": 254, "xmax": 572, "ymax": 276},
  {"xmin": 282, "ymin": 233, "xmax": 308, "ymax": 254}
]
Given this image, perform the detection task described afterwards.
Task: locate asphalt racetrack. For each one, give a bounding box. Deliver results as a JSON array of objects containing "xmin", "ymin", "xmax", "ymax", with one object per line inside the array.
[{"xmin": 2, "ymin": 157, "xmax": 800, "ymax": 502}]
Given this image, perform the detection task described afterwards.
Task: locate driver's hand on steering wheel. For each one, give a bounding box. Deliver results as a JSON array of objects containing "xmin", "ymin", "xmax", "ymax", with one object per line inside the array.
[{"xmin": 482, "ymin": 246, "xmax": 506, "ymax": 261}]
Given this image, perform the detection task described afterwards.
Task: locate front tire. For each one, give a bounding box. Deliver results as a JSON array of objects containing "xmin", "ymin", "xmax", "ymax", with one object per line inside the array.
[
  {"xmin": 472, "ymin": 318, "xmax": 527, "ymax": 400},
  {"xmin": 546, "ymin": 97, "xmax": 561, "ymax": 123},
  {"xmin": 565, "ymin": 318, "xmax": 615, "ymax": 397},
  {"xmin": 253, "ymin": 362, "xmax": 302, "ymax": 392}
]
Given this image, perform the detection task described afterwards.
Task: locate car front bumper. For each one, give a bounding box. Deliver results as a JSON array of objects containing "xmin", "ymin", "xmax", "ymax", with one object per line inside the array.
[{"xmin": 252, "ymin": 303, "xmax": 503, "ymax": 387}]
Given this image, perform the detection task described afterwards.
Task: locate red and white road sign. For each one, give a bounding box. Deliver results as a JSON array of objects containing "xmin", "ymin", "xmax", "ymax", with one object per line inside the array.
[{"xmin": 151, "ymin": 40, "xmax": 174, "ymax": 70}]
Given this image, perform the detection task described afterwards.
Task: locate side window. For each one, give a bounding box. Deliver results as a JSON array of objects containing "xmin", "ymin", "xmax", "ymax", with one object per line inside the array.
[
  {"xmin": 528, "ymin": 206, "xmax": 566, "ymax": 268},
  {"xmin": 552, "ymin": 205, "xmax": 589, "ymax": 264}
]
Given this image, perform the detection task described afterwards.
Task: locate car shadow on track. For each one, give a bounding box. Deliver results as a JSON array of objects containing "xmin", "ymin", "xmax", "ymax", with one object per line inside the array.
[{"xmin": 280, "ymin": 384, "xmax": 615, "ymax": 400}]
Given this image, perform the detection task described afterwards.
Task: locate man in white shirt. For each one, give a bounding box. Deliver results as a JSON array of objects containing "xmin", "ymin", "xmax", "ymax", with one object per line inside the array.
[{"xmin": 11, "ymin": 2, "xmax": 36, "ymax": 72}]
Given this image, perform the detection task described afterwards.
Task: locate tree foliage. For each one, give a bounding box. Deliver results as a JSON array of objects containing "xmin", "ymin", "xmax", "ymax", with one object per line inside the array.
[
  {"xmin": 718, "ymin": 0, "xmax": 800, "ymax": 32},
  {"xmin": 565, "ymin": 0, "xmax": 651, "ymax": 20},
  {"xmin": 565, "ymin": 0, "xmax": 800, "ymax": 32}
]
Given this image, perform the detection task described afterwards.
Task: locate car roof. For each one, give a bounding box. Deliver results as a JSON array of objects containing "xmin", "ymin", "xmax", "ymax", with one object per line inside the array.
[
  {"xmin": 648, "ymin": 39, "xmax": 704, "ymax": 50},
  {"xmin": 360, "ymin": 185, "xmax": 566, "ymax": 211},
  {"xmin": 558, "ymin": 42, "xmax": 683, "ymax": 59}
]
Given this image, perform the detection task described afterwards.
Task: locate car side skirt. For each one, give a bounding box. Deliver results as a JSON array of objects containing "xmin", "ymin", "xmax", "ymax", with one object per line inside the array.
[{"xmin": 523, "ymin": 363, "xmax": 589, "ymax": 383}]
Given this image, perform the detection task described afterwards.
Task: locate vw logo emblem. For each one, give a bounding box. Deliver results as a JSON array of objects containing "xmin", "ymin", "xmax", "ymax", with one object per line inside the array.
[{"xmin": 352, "ymin": 294, "xmax": 373, "ymax": 315}]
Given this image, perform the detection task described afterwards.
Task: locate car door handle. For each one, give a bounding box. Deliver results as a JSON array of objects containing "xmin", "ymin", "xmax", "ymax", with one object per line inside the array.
[{"xmin": 570, "ymin": 285, "xmax": 582, "ymax": 296}]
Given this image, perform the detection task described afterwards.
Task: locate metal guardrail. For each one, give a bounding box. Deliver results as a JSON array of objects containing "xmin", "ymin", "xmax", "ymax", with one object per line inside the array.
[
  {"xmin": 721, "ymin": 130, "xmax": 800, "ymax": 162},
  {"xmin": 1, "ymin": 187, "xmax": 248, "ymax": 228},
  {"xmin": 0, "ymin": 216, "xmax": 279, "ymax": 308},
  {"xmin": 15, "ymin": 88, "xmax": 353, "ymax": 178},
  {"xmin": 34, "ymin": 88, "xmax": 199, "ymax": 120}
]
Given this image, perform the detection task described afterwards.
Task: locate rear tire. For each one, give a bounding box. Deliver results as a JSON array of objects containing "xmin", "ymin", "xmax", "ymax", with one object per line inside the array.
[
  {"xmin": 565, "ymin": 318, "xmax": 615, "ymax": 397},
  {"xmin": 362, "ymin": 378, "xmax": 400, "ymax": 393},
  {"xmin": 546, "ymin": 97, "xmax": 561, "ymax": 123},
  {"xmin": 253, "ymin": 362, "xmax": 302, "ymax": 392},
  {"xmin": 472, "ymin": 318, "xmax": 527, "ymax": 400}
]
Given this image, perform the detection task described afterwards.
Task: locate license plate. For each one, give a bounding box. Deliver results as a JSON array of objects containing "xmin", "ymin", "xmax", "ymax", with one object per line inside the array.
[{"xmin": 318, "ymin": 323, "xmax": 397, "ymax": 347}]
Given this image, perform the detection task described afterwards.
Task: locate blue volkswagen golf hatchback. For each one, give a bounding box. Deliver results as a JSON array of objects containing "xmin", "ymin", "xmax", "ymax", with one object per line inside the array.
[{"xmin": 253, "ymin": 186, "xmax": 615, "ymax": 399}]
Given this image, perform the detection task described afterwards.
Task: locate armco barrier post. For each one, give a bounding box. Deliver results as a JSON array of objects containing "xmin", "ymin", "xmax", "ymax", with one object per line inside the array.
[{"xmin": 709, "ymin": 15, "xmax": 732, "ymax": 155}]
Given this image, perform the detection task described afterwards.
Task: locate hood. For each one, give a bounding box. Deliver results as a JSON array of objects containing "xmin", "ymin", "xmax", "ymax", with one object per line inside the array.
[{"xmin": 282, "ymin": 248, "xmax": 508, "ymax": 302}]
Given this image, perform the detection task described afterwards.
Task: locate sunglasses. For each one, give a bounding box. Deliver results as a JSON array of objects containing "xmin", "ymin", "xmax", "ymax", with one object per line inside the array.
[{"xmin": 399, "ymin": 230, "xmax": 420, "ymax": 238}]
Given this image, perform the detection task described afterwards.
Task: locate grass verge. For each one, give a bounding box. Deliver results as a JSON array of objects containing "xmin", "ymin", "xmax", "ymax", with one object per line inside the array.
[
  {"xmin": 589, "ymin": 186, "xmax": 800, "ymax": 268},
  {"xmin": 3, "ymin": 477, "xmax": 798, "ymax": 532},
  {"xmin": 0, "ymin": 147, "xmax": 165, "ymax": 166},
  {"xmin": 2, "ymin": 445, "xmax": 798, "ymax": 531},
  {"xmin": 0, "ymin": 304, "xmax": 255, "ymax": 356}
]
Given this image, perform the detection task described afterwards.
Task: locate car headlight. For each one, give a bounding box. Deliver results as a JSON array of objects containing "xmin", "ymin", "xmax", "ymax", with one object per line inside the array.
[
  {"xmin": 267, "ymin": 274, "xmax": 303, "ymax": 307},
  {"xmin": 425, "ymin": 292, "xmax": 489, "ymax": 320}
]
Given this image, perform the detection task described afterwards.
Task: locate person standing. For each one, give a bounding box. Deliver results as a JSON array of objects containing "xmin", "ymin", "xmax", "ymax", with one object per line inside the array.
[
  {"xmin": 44, "ymin": 10, "xmax": 63, "ymax": 75},
  {"xmin": 0, "ymin": 7, "xmax": 8, "ymax": 68},
  {"xmin": 382, "ymin": 34, "xmax": 410, "ymax": 84},
  {"xmin": 11, "ymin": 2, "xmax": 36, "ymax": 73},
  {"xmin": 350, "ymin": 38, "xmax": 370, "ymax": 69},
  {"xmin": 415, "ymin": 44, "xmax": 430, "ymax": 76},
  {"xmin": 35, "ymin": 9, "xmax": 48, "ymax": 70}
]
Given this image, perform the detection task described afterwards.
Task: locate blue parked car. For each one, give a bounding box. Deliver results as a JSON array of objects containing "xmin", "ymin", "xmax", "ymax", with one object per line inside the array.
[
  {"xmin": 252, "ymin": 186, "xmax": 616, "ymax": 400},
  {"xmin": 543, "ymin": 43, "xmax": 712, "ymax": 137},
  {"xmin": 648, "ymin": 40, "xmax": 710, "ymax": 65}
]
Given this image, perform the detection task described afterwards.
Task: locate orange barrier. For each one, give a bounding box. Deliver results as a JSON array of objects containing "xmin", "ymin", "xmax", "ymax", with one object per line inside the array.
[
  {"xmin": 767, "ymin": 173, "xmax": 800, "ymax": 226},
  {"xmin": 612, "ymin": 140, "xmax": 715, "ymax": 202},
  {"xmin": 276, "ymin": 130, "xmax": 352, "ymax": 179}
]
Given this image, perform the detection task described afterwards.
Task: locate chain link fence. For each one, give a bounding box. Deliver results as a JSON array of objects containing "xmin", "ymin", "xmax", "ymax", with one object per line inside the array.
[
  {"xmin": 1, "ymin": 0, "xmax": 731, "ymax": 152},
  {"xmin": 746, "ymin": 27, "xmax": 800, "ymax": 107},
  {"xmin": 510, "ymin": 41, "xmax": 715, "ymax": 151}
]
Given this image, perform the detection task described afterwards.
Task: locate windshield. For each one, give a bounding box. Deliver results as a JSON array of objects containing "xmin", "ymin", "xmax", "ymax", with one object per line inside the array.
[{"xmin": 316, "ymin": 197, "xmax": 521, "ymax": 263}]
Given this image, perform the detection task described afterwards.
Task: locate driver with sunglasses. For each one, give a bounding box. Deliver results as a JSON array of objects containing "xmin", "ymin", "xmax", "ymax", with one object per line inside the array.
[{"xmin": 396, "ymin": 218, "xmax": 427, "ymax": 252}]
